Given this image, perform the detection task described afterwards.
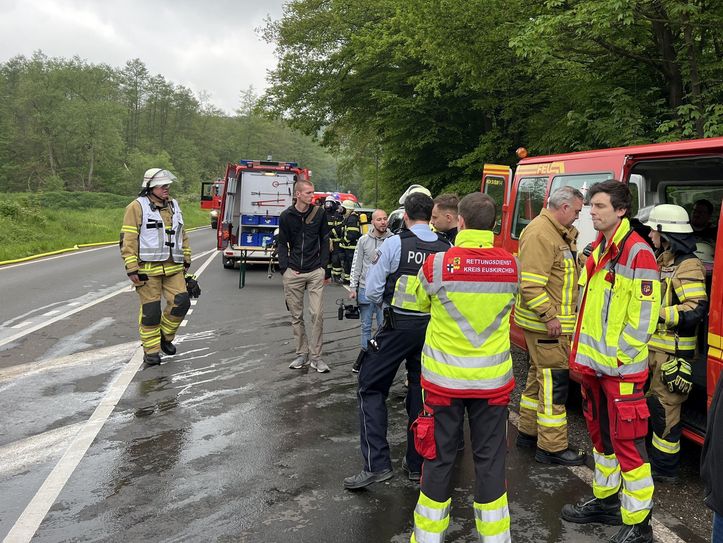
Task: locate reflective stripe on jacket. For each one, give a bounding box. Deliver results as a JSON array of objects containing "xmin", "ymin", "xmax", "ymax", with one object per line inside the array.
[
  {"xmin": 570, "ymin": 219, "xmax": 661, "ymax": 379},
  {"xmin": 415, "ymin": 229, "xmax": 519, "ymax": 398},
  {"xmin": 514, "ymin": 208, "xmax": 579, "ymax": 334}
]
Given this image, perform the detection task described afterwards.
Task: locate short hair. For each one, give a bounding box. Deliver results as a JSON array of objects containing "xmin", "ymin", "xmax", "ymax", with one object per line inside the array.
[
  {"xmin": 693, "ymin": 199, "xmax": 714, "ymax": 215},
  {"xmin": 587, "ymin": 180, "xmax": 632, "ymax": 218},
  {"xmin": 293, "ymin": 179, "xmax": 313, "ymax": 194},
  {"xmin": 548, "ymin": 186, "xmax": 584, "ymax": 209},
  {"xmin": 405, "ymin": 192, "xmax": 434, "ymax": 221},
  {"xmin": 433, "ymin": 193, "xmax": 459, "ymax": 215},
  {"xmin": 458, "ymin": 192, "xmax": 496, "ymax": 230}
]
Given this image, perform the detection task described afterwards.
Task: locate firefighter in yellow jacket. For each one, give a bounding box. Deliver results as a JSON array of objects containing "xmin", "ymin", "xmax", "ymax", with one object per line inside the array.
[
  {"xmin": 120, "ymin": 168, "xmax": 192, "ymax": 365},
  {"xmin": 644, "ymin": 204, "xmax": 708, "ymax": 483},
  {"xmin": 515, "ymin": 186, "xmax": 586, "ymax": 465}
]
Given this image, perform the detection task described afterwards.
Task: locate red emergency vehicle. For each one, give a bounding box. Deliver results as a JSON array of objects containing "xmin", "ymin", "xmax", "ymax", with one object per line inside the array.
[
  {"xmin": 200, "ymin": 178, "xmax": 224, "ymax": 228},
  {"xmin": 216, "ymin": 159, "xmax": 311, "ymax": 269},
  {"xmin": 311, "ymin": 192, "xmax": 358, "ymax": 206},
  {"xmin": 481, "ymin": 137, "xmax": 723, "ymax": 443}
]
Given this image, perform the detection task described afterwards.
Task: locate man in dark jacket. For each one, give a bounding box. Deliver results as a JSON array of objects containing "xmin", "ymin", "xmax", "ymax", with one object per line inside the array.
[
  {"xmin": 278, "ymin": 179, "xmax": 331, "ymax": 373},
  {"xmin": 702, "ymin": 376, "xmax": 723, "ymax": 542}
]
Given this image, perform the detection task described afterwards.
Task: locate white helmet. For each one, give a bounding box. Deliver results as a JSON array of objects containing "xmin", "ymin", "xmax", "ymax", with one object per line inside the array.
[
  {"xmin": 142, "ymin": 168, "xmax": 177, "ymax": 189},
  {"xmin": 398, "ymin": 184, "xmax": 432, "ymax": 205},
  {"xmin": 644, "ymin": 204, "xmax": 693, "ymax": 234},
  {"xmin": 695, "ymin": 241, "xmax": 714, "ymax": 264},
  {"xmin": 325, "ymin": 195, "xmax": 336, "ymax": 203},
  {"xmin": 341, "ymin": 199, "xmax": 356, "ymax": 212}
]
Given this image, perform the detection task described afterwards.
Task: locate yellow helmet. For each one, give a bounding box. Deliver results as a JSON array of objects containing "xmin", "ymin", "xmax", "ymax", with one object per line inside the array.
[{"xmin": 341, "ymin": 200, "xmax": 356, "ymax": 211}]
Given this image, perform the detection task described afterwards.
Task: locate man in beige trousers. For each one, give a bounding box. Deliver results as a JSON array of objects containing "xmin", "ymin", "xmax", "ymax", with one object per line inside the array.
[{"xmin": 277, "ymin": 179, "xmax": 332, "ymax": 372}]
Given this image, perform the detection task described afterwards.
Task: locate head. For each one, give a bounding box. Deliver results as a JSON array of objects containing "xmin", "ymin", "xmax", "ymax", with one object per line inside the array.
[
  {"xmin": 644, "ymin": 204, "xmax": 693, "ymax": 249},
  {"xmin": 323, "ymin": 195, "xmax": 339, "ymax": 213},
  {"xmin": 691, "ymin": 199, "xmax": 714, "ymax": 231},
  {"xmin": 403, "ymin": 192, "xmax": 434, "ymax": 226},
  {"xmin": 457, "ymin": 192, "xmax": 496, "ymax": 231},
  {"xmin": 293, "ymin": 179, "xmax": 314, "ymax": 208},
  {"xmin": 341, "ymin": 199, "xmax": 356, "ymax": 215},
  {"xmin": 370, "ymin": 209, "xmax": 388, "ymax": 234},
  {"xmin": 140, "ymin": 168, "xmax": 176, "ymax": 199},
  {"xmin": 431, "ymin": 193, "xmax": 460, "ymax": 232},
  {"xmin": 547, "ymin": 186, "xmax": 584, "ymax": 227},
  {"xmin": 587, "ymin": 180, "xmax": 631, "ymax": 238}
]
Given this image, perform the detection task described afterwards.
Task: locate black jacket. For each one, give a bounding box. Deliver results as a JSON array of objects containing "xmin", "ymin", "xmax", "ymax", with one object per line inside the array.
[
  {"xmin": 277, "ymin": 204, "xmax": 330, "ymax": 275},
  {"xmin": 702, "ymin": 375, "xmax": 723, "ymax": 516}
]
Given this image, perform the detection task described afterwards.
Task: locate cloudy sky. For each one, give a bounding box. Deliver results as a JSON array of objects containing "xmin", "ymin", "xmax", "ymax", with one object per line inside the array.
[{"xmin": 0, "ymin": 0, "xmax": 286, "ymax": 114}]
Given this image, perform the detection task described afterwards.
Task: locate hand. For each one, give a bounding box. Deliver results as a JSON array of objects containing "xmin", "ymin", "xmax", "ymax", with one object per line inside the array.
[
  {"xmin": 673, "ymin": 360, "xmax": 693, "ymax": 395},
  {"xmin": 128, "ymin": 273, "xmax": 144, "ymax": 286},
  {"xmin": 545, "ymin": 318, "xmax": 562, "ymax": 338},
  {"xmin": 349, "ymin": 290, "xmax": 357, "ymax": 300},
  {"xmin": 660, "ymin": 357, "xmax": 680, "ymax": 393},
  {"xmin": 323, "ymin": 277, "xmax": 331, "ymax": 286}
]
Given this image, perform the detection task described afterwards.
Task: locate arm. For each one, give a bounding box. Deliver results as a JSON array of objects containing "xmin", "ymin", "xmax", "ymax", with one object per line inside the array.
[
  {"xmin": 349, "ymin": 237, "xmax": 364, "ymax": 289},
  {"xmin": 365, "ymin": 235, "xmax": 400, "ymax": 305},
  {"xmin": 663, "ymin": 259, "xmax": 708, "ymax": 329},
  {"xmin": 319, "ymin": 211, "xmax": 331, "ymax": 278},
  {"xmin": 120, "ymin": 201, "xmax": 142, "ymax": 283},
  {"xmin": 181, "ymin": 204, "xmax": 191, "ymax": 269},
  {"xmin": 277, "ymin": 213, "xmax": 290, "ymax": 273},
  {"xmin": 518, "ymin": 230, "xmax": 559, "ymax": 330}
]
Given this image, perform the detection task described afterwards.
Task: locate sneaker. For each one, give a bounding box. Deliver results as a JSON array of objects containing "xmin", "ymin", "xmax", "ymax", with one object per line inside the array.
[
  {"xmin": 402, "ymin": 458, "xmax": 421, "ymax": 483},
  {"xmin": 608, "ymin": 521, "xmax": 653, "ymax": 543},
  {"xmin": 143, "ymin": 352, "xmax": 162, "ymax": 366},
  {"xmin": 343, "ymin": 468, "xmax": 393, "ymax": 490},
  {"xmin": 516, "ymin": 431, "xmax": 538, "ymax": 449},
  {"xmin": 160, "ymin": 338, "xmax": 176, "ymax": 355},
  {"xmin": 535, "ymin": 447, "xmax": 586, "ymax": 466},
  {"xmin": 311, "ymin": 358, "xmax": 330, "ymax": 373},
  {"xmin": 561, "ymin": 496, "xmax": 622, "ymax": 525},
  {"xmin": 289, "ymin": 354, "xmax": 309, "ymax": 369}
]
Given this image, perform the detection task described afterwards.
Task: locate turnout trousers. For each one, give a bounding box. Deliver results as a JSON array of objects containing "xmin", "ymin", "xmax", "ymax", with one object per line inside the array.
[
  {"xmin": 357, "ymin": 312, "xmax": 428, "ymax": 474},
  {"xmin": 518, "ymin": 331, "xmax": 571, "ymax": 452},
  {"xmin": 136, "ymin": 272, "xmax": 190, "ymax": 354},
  {"xmin": 646, "ymin": 350, "xmax": 688, "ymax": 477},
  {"xmin": 411, "ymin": 393, "xmax": 511, "ymax": 543},
  {"xmin": 581, "ymin": 373, "xmax": 655, "ymax": 525}
]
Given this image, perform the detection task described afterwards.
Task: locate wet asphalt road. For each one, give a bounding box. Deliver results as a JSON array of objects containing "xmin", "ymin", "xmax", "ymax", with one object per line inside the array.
[{"xmin": 0, "ymin": 234, "xmax": 714, "ymax": 542}]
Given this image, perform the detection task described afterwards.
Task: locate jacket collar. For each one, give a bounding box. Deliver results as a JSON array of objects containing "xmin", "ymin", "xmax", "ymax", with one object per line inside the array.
[{"xmin": 455, "ymin": 229, "xmax": 493, "ymax": 248}]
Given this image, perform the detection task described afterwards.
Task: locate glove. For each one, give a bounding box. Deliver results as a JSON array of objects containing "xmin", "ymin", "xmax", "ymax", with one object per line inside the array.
[
  {"xmin": 660, "ymin": 357, "xmax": 678, "ymax": 393},
  {"xmin": 185, "ymin": 274, "xmax": 201, "ymax": 298},
  {"xmin": 673, "ymin": 359, "xmax": 693, "ymax": 395}
]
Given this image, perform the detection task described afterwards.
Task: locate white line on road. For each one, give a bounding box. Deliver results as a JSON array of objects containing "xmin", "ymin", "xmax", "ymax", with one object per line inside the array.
[
  {"xmin": 10, "ymin": 321, "xmax": 32, "ymax": 329},
  {"xmin": 3, "ymin": 249, "xmax": 218, "ymax": 543},
  {"xmin": 40, "ymin": 310, "xmax": 61, "ymax": 317}
]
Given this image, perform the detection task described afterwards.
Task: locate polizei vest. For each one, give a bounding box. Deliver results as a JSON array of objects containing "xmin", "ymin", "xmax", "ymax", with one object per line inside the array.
[
  {"xmin": 136, "ymin": 196, "xmax": 185, "ymax": 263},
  {"xmin": 383, "ymin": 229, "xmax": 450, "ymax": 311}
]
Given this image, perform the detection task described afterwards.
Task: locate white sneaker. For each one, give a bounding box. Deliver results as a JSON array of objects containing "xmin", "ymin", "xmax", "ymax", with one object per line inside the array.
[
  {"xmin": 310, "ymin": 358, "xmax": 330, "ymax": 373},
  {"xmin": 289, "ymin": 355, "xmax": 309, "ymax": 369}
]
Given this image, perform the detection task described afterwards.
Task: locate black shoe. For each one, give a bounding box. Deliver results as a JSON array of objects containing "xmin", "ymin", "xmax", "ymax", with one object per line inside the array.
[
  {"xmin": 160, "ymin": 338, "xmax": 176, "ymax": 355},
  {"xmin": 343, "ymin": 469, "xmax": 393, "ymax": 490},
  {"xmin": 402, "ymin": 458, "xmax": 421, "ymax": 483},
  {"xmin": 651, "ymin": 468, "xmax": 678, "ymax": 484},
  {"xmin": 535, "ymin": 447, "xmax": 586, "ymax": 466},
  {"xmin": 608, "ymin": 522, "xmax": 653, "ymax": 543},
  {"xmin": 516, "ymin": 431, "xmax": 538, "ymax": 449},
  {"xmin": 561, "ymin": 496, "xmax": 622, "ymax": 525},
  {"xmin": 143, "ymin": 352, "xmax": 162, "ymax": 366}
]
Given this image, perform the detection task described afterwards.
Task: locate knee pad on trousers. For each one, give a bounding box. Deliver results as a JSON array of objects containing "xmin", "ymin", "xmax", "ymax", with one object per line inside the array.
[
  {"xmin": 170, "ymin": 292, "xmax": 191, "ymax": 316},
  {"xmin": 551, "ymin": 368, "xmax": 570, "ymax": 404},
  {"xmin": 646, "ymin": 395, "xmax": 667, "ymax": 437},
  {"xmin": 141, "ymin": 301, "xmax": 162, "ymax": 326}
]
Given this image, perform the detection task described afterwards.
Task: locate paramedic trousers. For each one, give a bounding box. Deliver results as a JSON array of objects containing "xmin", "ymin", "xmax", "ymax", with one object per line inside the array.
[
  {"xmin": 581, "ymin": 373, "xmax": 655, "ymax": 526},
  {"xmin": 136, "ymin": 272, "xmax": 190, "ymax": 354},
  {"xmin": 411, "ymin": 393, "xmax": 511, "ymax": 543},
  {"xmin": 357, "ymin": 312, "xmax": 428, "ymax": 474},
  {"xmin": 518, "ymin": 331, "xmax": 571, "ymax": 452},
  {"xmin": 646, "ymin": 350, "xmax": 688, "ymax": 477},
  {"xmin": 282, "ymin": 267, "xmax": 325, "ymax": 360}
]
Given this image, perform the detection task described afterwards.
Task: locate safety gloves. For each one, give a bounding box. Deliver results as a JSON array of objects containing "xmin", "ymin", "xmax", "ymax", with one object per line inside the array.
[
  {"xmin": 185, "ymin": 274, "xmax": 201, "ymax": 298},
  {"xmin": 660, "ymin": 357, "xmax": 693, "ymax": 395}
]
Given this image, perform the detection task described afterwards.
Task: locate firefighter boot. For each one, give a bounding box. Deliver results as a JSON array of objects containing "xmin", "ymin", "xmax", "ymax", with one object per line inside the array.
[
  {"xmin": 608, "ymin": 516, "xmax": 653, "ymax": 543},
  {"xmin": 160, "ymin": 337, "xmax": 176, "ymax": 355},
  {"xmin": 144, "ymin": 352, "xmax": 162, "ymax": 366},
  {"xmin": 561, "ymin": 495, "xmax": 622, "ymax": 525}
]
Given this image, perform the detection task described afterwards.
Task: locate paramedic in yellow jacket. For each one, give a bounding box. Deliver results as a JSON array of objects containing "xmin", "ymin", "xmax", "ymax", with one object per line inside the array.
[
  {"xmin": 515, "ymin": 186, "xmax": 586, "ymax": 466},
  {"xmin": 644, "ymin": 204, "xmax": 708, "ymax": 483},
  {"xmin": 120, "ymin": 168, "xmax": 191, "ymax": 366}
]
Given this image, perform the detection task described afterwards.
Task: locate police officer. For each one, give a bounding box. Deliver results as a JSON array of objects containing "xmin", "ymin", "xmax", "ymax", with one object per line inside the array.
[
  {"xmin": 120, "ymin": 168, "xmax": 191, "ymax": 365},
  {"xmin": 339, "ymin": 199, "xmax": 362, "ymax": 284},
  {"xmin": 644, "ymin": 204, "xmax": 708, "ymax": 483},
  {"xmin": 561, "ymin": 181, "xmax": 661, "ymax": 543},
  {"xmin": 410, "ymin": 192, "xmax": 518, "ymax": 543},
  {"xmin": 343, "ymin": 191, "xmax": 450, "ymax": 490},
  {"xmin": 325, "ymin": 195, "xmax": 345, "ymax": 283}
]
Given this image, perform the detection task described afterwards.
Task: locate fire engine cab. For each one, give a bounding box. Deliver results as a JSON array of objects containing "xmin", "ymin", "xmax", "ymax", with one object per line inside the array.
[
  {"xmin": 200, "ymin": 178, "xmax": 224, "ymax": 229},
  {"xmin": 482, "ymin": 136, "xmax": 723, "ymax": 443},
  {"xmin": 216, "ymin": 159, "xmax": 311, "ymax": 269}
]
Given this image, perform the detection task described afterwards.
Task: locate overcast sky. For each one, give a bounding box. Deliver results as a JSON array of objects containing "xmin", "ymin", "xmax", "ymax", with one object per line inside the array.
[{"xmin": 0, "ymin": 0, "xmax": 286, "ymax": 114}]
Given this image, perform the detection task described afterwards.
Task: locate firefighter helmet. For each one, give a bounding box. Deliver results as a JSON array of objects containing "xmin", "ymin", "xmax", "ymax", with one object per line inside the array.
[
  {"xmin": 398, "ymin": 184, "xmax": 432, "ymax": 205},
  {"xmin": 142, "ymin": 168, "xmax": 177, "ymax": 189},
  {"xmin": 341, "ymin": 199, "xmax": 356, "ymax": 211},
  {"xmin": 644, "ymin": 204, "xmax": 693, "ymax": 234},
  {"xmin": 325, "ymin": 195, "xmax": 337, "ymax": 202}
]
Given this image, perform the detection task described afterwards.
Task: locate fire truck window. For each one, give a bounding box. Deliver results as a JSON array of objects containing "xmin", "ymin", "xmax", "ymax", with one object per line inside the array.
[
  {"xmin": 201, "ymin": 182, "xmax": 212, "ymax": 201},
  {"xmin": 512, "ymin": 177, "xmax": 546, "ymax": 239},
  {"xmin": 483, "ymin": 176, "xmax": 505, "ymax": 234}
]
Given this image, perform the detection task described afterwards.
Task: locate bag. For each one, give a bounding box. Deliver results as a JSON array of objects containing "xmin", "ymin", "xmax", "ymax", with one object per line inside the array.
[{"xmin": 411, "ymin": 406, "xmax": 437, "ymax": 460}]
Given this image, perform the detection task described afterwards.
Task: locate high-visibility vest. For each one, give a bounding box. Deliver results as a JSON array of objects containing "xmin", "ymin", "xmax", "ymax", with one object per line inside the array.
[
  {"xmin": 416, "ymin": 229, "xmax": 519, "ymax": 398},
  {"xmin": 570, "ymin": 219, "xmax": 661, "ymax": 379},
  {"xmin": 136, "ymin": 196, "xmax": 185, "ymax": 263}
]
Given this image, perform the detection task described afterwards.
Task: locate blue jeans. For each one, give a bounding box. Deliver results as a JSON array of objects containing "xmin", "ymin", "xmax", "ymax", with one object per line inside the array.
[
  {"xmin": 357, "ymin": 288, "xmax": 383, "ymax": 350},
  {"xmin": 714, "ymin": 511, "xmax": 723, "ymax": 543}
]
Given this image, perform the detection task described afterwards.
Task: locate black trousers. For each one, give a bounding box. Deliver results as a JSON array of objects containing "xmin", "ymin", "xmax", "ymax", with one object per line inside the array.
[{"xmin": 357, "ymin": 313, "xmax": 428, "ymax": 473}]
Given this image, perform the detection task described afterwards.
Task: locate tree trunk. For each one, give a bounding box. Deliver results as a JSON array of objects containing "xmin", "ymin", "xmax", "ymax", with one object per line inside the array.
[
  {"xmin": 649, "ymin": 5, "xmax": 684, "ymax": 110},
  {"xmin": 682, "ymin": 14, "xmax": 705, "ymax": 137},
  {"xmin": 87, "ymin": 144, "xmax": 95, "ymax": 191}
]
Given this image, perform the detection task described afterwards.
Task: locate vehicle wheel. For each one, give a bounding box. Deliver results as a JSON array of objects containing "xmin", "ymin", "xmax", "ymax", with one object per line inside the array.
[
  {"xmin": 211, "ymin": 219, "xmax": 218, "ymax": 229},
  {"xmin": 222, "ymin": 255, "xmax": 235, "ymax": 269}
]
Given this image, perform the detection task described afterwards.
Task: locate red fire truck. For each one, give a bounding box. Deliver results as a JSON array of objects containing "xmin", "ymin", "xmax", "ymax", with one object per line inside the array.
[
  {"xmin": 216, "ymin": 159, "xmax": 311, "ymax": 269},
  {"xmin": 200, "ymin": 178, "xmax": 225, "ymax": 229},
  {"xmin": 481, "ymin": 136, "xmax": 723, "ymax": 443}
]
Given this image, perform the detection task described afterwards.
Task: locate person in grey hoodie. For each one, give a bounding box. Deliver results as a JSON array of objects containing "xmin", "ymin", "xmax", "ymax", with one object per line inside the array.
[{"xmin": 349, "ymin": 209, "xmax": 392, "ymax": 362}]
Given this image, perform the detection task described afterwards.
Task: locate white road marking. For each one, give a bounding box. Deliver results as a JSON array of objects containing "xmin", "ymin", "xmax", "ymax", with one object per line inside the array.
[
  {"xmin": 10, "ymin": 321, "xmax": 32, "ymax": 329},
  {"xmin": 67, "ymin": 301, "xmax": 81, "ymax": 306},
  {"xmin": 186, "ymin": 309, "xmax": 193, "ymax": 315},
  {"xmin": 0, "ymin": 245, "xmax": 114, "ymax": 270},
  {"xmin": 179, "ymin": 321, "xmax": 188, "ymax": 327},
  {"xmin": 3, "ymin": 249, "xmax": 218, "ymax": 543},
  {"xmin": 41, "ymin": 310, "xmax": 61, "ymax": 317}
]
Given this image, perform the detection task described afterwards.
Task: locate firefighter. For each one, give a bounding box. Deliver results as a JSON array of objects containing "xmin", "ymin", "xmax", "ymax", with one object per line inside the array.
[
  {"xmin": 339, "ymin": 199, "xmax": 362, "ymax": 284},
  {"xmin": 409, "ymin": 192, "xmax": 518, "ymax": 543},
  {"xmin": 343, "ymin": 192, "xmax": 450, "ymax": 490},
  {"xmin": 644, "ymin": 204, "xmax": 708, "ymax": 483},
  {"xmin": 515, "ymin": 186, "xmax": 586, "ymax": 465},
  {"xmin": 325, "ymin": 195, "xmax": 345, "ymax": 283},
  {"xmin": 120, "ymin": 168, "xmax": 192, "ymax": 366},
  {"xmin": 561, "ymin": 180, "xmax": 661, "ymax": 543}
]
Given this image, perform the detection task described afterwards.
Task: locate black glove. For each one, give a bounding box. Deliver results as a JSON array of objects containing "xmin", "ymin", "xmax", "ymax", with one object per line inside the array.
[{"xmin": 185, "ymin": 274, "xmax": 201, "ymax": 298}]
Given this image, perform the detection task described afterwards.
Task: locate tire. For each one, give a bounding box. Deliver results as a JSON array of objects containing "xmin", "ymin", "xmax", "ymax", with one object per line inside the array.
[
  {"xmin": 211, "ymin": 219, "xmax": 218, "ymax": 229},
  {"xmin": 222, "ymin": 255, "xmax": 235, "ymax": 269}
]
